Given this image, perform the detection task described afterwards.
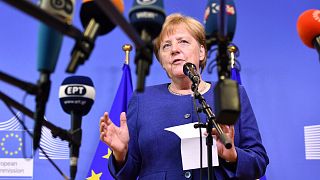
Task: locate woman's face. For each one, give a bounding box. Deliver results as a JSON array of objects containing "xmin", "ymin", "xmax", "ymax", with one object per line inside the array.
[{"xmin": 158, "ymin": 24, "xmax": 205, "ymax": 80}]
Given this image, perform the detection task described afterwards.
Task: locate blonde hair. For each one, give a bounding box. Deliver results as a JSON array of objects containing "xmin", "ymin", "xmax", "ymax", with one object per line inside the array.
[{"xmin": 154, "ymin": 13, "xmax": 208, "ymax": 72}]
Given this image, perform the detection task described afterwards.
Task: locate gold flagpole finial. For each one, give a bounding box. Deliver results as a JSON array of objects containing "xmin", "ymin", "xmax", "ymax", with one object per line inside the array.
[
  {"xmin": 228, "ymin": 45, "xmax": 238, "ymax": 68},
  {"xmin": 122, "ymin": 44, "xmax": 132, "ymax": 65},
  {"xmin": 227, "ymin": 45, "xmax": 237, "ymax": 53}
]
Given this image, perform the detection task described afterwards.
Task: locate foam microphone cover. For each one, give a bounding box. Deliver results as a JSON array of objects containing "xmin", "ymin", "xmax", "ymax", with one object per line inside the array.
[
  {"xmin": 297, "ymin": 9, "xmax": 320, "ymax": 48},
  {"xmin": 204, "ymin": 0, "xmax": 237, "ymax": 45},
  {"xmin": 183, "ymin": 62, "xmax": 200, "ymax": 84},
  {"xmin": 129, "ymin": 0, "xmax": 166, "ymax": 39},
  {"xmin": 59, "ymin": 76, "xmax": 95, "ymax": 116},
  {"xmin": 37, "ymin": 0, "xmax": 75, "ymax": 73},
  {"xmin": 80, "ymin": 0, "xmax": 124, "ymax": 35}
]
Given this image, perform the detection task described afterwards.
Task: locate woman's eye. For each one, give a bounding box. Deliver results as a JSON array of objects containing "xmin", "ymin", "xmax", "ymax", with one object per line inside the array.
[
  {"xmin": 162, "ymin": 44, "xmax": 171, "ymax": 50},
  {"xmin": 179, "ymin": 40, "xmax": 189, "ymax": 44}
]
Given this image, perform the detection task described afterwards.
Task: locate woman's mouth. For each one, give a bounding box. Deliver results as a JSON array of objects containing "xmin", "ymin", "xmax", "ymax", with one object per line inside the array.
[{"xmin": 172, "ymin": 59, "xmax": 185, "ymax": 65}]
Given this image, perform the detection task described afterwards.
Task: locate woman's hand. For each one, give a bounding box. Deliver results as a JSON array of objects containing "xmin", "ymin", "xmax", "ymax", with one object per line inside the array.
[
  {"xmin": 100, "ymin": 112, "xmax": 129, "ymax": 164},
  {"xmin": 212, "ymin": 125, "xmax": 237, "ymax": 163}
]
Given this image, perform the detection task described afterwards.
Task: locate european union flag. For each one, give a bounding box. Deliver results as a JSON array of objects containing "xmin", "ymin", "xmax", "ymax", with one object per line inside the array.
[
  {"xmin": 231, "ymin": 67, "xmax": 242, "ymax": 85},
  {"xmin": 86, "ymin": 64, "xmax": 133, "ymax": 180}
]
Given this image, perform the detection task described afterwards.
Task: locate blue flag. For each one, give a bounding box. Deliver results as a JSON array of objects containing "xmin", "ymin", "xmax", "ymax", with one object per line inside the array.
[
  {"xmin": 86, "ymin": 64, "xmax": 133, "ymax": 180},
  {"xmin": 231, "ymin": 67, "xmax": 242, "ymax": 85}
]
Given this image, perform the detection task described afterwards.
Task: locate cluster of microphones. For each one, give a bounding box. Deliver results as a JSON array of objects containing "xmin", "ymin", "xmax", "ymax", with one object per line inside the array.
[
  {"xmin": 35, "ymin": 0, "xmax": 164, "ymax": 179},
  {"xmin": 2, "ymin": 0, "xmax": 320, "ymax": 179}
]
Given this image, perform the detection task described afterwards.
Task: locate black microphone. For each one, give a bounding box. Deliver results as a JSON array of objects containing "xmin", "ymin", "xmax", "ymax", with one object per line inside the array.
[
  {"xmin": 66, "ymin": 0, "xmax": 124, "ymax": 73},
  {"xmin": 34, "ymin": 0, "xmax": 75, "ymax": 151},
  {"xmin": 59, "ymin": 76, "xmax": 95, "ymax": 180},
  {"xmin": 129, "ymin": 0, "xmax": 166, "ymax": 92},
  {"xmin": 183, "ymin": 62, "xmax": 200, "ymax": 85},
  {"xmin": 203, "ymin": 0, "xmax": 240, "ymax": 125},
  {"xmin": 203, "ymin": 0, "xmax": 237, "ymax": 50}
]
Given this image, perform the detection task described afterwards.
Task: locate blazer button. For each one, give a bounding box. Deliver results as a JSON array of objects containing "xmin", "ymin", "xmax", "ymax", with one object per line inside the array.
[
  {"xmin": 184, "ymin": 171, "xmax": 191, "ymax": 179},
  {"xmin": 184, "ymin": 113, "xmax": 191, "ymax": 119}
]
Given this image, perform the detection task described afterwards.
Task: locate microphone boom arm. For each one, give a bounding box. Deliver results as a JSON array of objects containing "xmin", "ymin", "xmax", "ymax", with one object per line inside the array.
[
  {"xmin": 192, "ymin": 85, "xmax": 232, "ymax": 180},
  {"xmin": 0, "ymin": 91, "xmax": 74, "ymax": 144},
  {"xmin": 0, "ymin": 71, "xmax": 37, "ymax": 95},
  {"xmin": 0, "ymin": 71, "xmax": 71, "ymax": 145},
  {"xmin": 2, "ymin": 0, "xmax": 82, "ymax": 40}
]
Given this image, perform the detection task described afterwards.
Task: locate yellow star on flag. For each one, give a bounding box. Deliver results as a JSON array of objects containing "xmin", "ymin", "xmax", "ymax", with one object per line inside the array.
[
  {"xmin": 86, "ymin": 170, "xmax": 102, "ymax": 180},
  {"xmin": 102, "ymin": 148, "xmax": 112, "ymax": 159}
]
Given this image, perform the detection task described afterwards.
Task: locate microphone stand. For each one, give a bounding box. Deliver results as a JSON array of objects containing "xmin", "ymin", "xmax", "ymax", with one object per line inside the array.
[
  {"xmin": 192, "ymin": 83, "xmax": 232, "ymax": 180},
  {"xmin": 69, "ymin": 111, "xmax": 82, "ymax": 180}
]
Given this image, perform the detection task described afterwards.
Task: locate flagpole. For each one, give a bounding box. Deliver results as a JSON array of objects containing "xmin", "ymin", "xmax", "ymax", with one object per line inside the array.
[{"xmin": 122, "ymin": 44, "xmax": 132, "ymax": 65}]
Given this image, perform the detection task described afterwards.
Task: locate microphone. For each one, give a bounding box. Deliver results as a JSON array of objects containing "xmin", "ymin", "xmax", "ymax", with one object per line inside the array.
[
  {"xmin": 34, "ymin": 0, "xmax": 75, "ymax": 151},
  {"xmin": 59, "ymin": 76, "xmax": 95, "ymax": 180},
  {"xmin": 66, "ymin": 0, "xmax": 124, "ymax": 73},
  {"xmin": 183, "ymin": 63, "xmax": 200, "ymax": 85},
  {"xmin": 37, "ymin": 0, "xmax": 75, "ymax": 73},
  {"xmin": 203, "ymin": 0, "xmax": 237, "ymax": 50},
  {"xmin": 129, "ymin": 0, "xmax": 166, "ymax": 92},
  {"xmin": 297, "ymin": 9, "xmax": 320, "ymax": 61},
  {"xmin": 203, "ymin": 0, "xmax": 240, "ymax": 125}
]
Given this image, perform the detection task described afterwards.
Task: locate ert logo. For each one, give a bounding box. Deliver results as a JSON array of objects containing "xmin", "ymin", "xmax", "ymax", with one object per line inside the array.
[{"xmin": 65, "ymin": 86, "xmax": 86, "ymax": 95}]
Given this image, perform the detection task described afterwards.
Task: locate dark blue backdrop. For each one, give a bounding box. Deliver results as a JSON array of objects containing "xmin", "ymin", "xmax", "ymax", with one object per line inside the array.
[{"xmin": 1, "ymin": 0, "xmax": 320, "ymax": 179}]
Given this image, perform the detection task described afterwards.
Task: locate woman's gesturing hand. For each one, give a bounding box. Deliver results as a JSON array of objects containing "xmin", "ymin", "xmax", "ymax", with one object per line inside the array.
[
  {"xmin": 212, "ymin": 125, "xmax": 238, "ymax": 163},
  {"xmin": 100, "ymin": 112, "xmax": 129, "ymax": 164}
]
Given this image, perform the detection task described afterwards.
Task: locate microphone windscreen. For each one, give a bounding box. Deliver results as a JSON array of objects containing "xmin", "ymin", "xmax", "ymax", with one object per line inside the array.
[
  {"xmin": 37, "ymin": 0, "xmax": 75, "ymax": 73},
  {"xmin": 204, "ymin": 0, "xmax": 236, "ymax": 45},
  {"xmin": 59, "ymin": 76, "xmax": 95, "ymax": 116},
  {"xmin": 80, "ymin": 0, "xmax": 124, "ymax": 35},
  {"xmin": 37, "ymin": 26, "xmax": 63, "ymax": 73},
  {"xmin": 129, "ymin": 0, "xmax": 166, "ymax": 39},
  {"xmin": 183, "ymin": 62, "xmax": 197, "ymax": 76},
  {"xmin": 297, "ymin": 9, "xmax": 320, "ymax": 48}
]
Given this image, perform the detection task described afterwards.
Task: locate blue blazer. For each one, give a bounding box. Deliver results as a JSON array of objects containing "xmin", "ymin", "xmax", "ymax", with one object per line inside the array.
[{"xmin": 109, "ymin": 82, "xmax": 269, "ymax": 179}]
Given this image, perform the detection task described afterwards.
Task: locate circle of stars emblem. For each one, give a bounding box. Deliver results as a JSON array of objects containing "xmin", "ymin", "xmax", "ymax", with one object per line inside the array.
[{"xmin": 0, "ymin": 133, "xmax": 22, "ymax": 156}]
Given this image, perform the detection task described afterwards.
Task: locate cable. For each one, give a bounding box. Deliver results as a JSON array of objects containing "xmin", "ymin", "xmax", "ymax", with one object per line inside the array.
[
  {"xmin": 3, "ymin": 99, "xmax": 69, "ymax": 180},
  {"xmin": 207, "ymin": 47, "xmax": 218, "ymax": 74}
]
